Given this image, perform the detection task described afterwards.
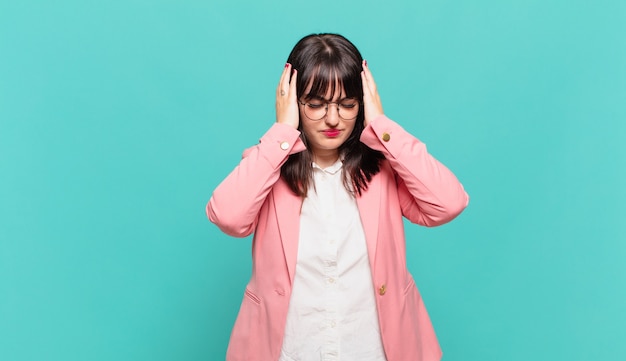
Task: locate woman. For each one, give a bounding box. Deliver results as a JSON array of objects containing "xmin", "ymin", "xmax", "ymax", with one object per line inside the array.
[{"xmin": 207, "ymin": 33, "xmax": 469, "ymax": 361}]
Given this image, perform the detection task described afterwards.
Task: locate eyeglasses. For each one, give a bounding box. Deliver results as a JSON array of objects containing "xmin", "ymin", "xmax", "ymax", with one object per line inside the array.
[{"xmin": 298, "ymin": 98, "xmax": 360, "ymax": 120}]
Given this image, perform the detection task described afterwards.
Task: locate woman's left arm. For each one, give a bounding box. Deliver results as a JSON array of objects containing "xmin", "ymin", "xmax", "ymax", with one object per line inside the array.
[
  {"xmin": 361, "ymin": 115, "xmax": 469, "ymax": 226},
  {"xmin": 360, "ymin": 61, "xmax": 469, "ymax": 226}
]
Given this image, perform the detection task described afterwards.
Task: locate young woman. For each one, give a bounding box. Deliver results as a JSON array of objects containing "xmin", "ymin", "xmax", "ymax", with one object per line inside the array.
[{"xmin": 207, "ymin": 33, "xmax": 469, "ymax": 361}]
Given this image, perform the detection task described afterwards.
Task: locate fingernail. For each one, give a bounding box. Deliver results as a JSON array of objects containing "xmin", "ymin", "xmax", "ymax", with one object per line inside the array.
[
  {"xmin": 364, "ymin": 60, "xmax": 368, "ymax": 67},
  {"xmin": 285, "ymin": 63, "xmax": 290, "ymax": 68}
]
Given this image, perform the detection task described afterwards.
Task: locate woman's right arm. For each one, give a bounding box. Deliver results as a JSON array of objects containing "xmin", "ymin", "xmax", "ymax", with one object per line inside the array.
[
  {"xmin": 206, "ymin": 123, "xmax": 304, "ymax": 237},
  {"xmin": 207, "ymin": 64, "xmax": 301, "ymax": 237}
]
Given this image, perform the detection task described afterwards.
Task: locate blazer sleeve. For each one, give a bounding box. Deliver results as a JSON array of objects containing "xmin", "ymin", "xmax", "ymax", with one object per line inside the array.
[
  {"xmin": 360, "ymin": 115, "xmax": 469, "ymax": 227},
  {"xmin": 207, "ymin": 123, "xmax": 305, "ymax": 237}
]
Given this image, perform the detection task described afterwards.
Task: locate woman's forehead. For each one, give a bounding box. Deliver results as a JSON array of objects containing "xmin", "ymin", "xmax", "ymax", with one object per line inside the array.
[{"xmin": 303, "ymin": 77, "xmax": 346, "ymax": 100}]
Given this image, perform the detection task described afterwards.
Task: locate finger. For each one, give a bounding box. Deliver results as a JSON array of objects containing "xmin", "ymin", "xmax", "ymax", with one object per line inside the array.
[
  {"xmin": 289, "ymin": 69, "xmax": 298, "ymax": 98},
  {"xmin": 361, "ymin": 70, "xmax": 371, "ymax": 99},
  {"xmin": 277, "ymin": 63, "xmax": 291, "ymax": 96},
  {"xmin": 277, "ymin": 64, "xmax": 287, "ymax": 88},
  {"xmin": 362, "ymin": 60, "xmax": 377, "ymax": 93}
]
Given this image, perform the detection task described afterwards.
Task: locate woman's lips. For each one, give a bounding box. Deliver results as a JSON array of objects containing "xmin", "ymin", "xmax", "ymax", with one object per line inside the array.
[{"xmin": 322, "ymin": 129, "xmax": 341, "ymax": 137}]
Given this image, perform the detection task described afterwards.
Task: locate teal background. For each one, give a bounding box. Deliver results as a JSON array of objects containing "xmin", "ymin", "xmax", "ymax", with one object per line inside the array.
[{"xmin": 1, "ymin": 0, "xmax": 624, "ymax": 360}]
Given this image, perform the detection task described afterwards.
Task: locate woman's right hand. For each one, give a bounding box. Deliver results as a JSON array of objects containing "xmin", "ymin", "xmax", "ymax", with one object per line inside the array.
[{"xmin": 275, "ymin": 63, "xmax": 299, "ymax": 129}]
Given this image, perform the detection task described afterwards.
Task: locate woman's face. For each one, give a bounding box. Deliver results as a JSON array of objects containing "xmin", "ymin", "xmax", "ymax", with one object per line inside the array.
[{"xmin": 299, "ymin": 82, "xmax": 358, "ymax": 161}]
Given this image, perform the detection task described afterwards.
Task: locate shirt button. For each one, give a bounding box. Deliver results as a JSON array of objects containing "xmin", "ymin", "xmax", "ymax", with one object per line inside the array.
[
  {"xmin": 378, "ymin": 284, "xmax": 387, "ymax": 295},
  {"xmin": 280, "ymin": 141, "xmax": 289, "ymax": 150},
  {"xmin": 328, "ymin": 278, "xmax": 335, "ymax": 284},
  {"xmin": 382, "ymin": 133, "xmax": 391, "ymax": 142},
  {"xmin": 330, "ymin": 321, "xmax": 336, "ymax": 328}
]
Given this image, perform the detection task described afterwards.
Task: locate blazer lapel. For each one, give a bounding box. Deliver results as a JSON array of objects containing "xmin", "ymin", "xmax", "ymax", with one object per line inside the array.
[
  {"xmin": 356, "ymin": 174, "xmax": 381, "ymax": 271},
  {"xmin": 273, "ymin": 178, "xmax": 303, "ymax": 284}
]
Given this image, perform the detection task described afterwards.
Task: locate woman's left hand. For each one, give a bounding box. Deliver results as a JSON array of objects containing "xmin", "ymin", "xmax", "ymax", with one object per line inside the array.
[{"xmin": 361, "ymin": 60, "xmax": 384, "ymax": 127}]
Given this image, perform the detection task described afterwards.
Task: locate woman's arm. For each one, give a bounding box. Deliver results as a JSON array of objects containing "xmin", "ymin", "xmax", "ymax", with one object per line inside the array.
[
  {"xmin": 207, "ymin": 123, "xmax": 305, "ymax": 237},
  {"xmin": 207, "ymin": 64, "xmax": 303, "ymax": 237},
  {"xmin": 360, "ymin": 61, "xmax": 468, "ymax": 226},
  {"xmin": 360, "ymin": 115, "xmax": 469, "ymax": 226}
]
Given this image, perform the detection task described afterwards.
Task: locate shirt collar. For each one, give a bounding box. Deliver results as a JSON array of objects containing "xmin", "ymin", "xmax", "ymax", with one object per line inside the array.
[{"xmin": 311, "ymin": 158, "xmax": 343, "ymax": 175}]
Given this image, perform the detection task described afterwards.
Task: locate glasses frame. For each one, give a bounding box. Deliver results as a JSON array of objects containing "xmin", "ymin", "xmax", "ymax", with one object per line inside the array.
[{"xmin": 297, "ymin": 98, "xmax": 361, "ymax": 121}]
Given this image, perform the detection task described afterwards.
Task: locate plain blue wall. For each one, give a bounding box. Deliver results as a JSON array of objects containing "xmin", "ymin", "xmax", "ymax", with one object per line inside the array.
[{"xmin": 1, "ymin": 0, "xmax": 624, "ymax": 360}]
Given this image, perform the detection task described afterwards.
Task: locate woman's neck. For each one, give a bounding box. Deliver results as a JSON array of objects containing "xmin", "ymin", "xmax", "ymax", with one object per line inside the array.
[{"xmin": 311, "ymin": 149, "xmax": 339, "ymax": 169}]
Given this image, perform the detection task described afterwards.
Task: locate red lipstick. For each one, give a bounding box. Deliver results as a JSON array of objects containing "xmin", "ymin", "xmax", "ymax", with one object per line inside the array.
[{"xmin": 322, "ymin": 129, "xmax": 341, "ymax": 138}]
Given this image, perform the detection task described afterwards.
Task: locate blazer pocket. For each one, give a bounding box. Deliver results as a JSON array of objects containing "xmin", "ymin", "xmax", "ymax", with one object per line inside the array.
[{"xmin": 244, "ymin": 287, "xmax": 261, "ymax": 305}]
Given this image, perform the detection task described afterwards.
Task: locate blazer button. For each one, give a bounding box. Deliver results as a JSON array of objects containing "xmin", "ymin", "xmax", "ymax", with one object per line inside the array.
[
  {"xmin": 378, "ymin": 284, "xmax": 387, "ymax": 295},
  {"xmin": 382, "ymin": 133, "xmax": 391, "ymax": 142},
  {"xmin": 280, "ymin": 141, "xmax": 290, "ymax": 150}
]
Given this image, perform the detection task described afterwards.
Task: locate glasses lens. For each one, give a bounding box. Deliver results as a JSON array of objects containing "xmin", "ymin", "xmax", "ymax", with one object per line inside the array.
[
  {"xmin": 305, "ymin": 101, "xmax": 327, "ymax": 120},
  {"xmin": 338, "ymin": 100, "xmax": 359, "ymax": 120}
]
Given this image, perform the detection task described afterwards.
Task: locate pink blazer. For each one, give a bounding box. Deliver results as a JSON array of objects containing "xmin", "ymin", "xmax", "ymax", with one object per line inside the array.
[{"xmin": 207, "ymin": 115, "xmax": 469, "ymax": 361}]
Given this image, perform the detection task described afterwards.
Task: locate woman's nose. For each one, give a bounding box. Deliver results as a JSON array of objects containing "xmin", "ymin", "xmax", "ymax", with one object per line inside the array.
[{"xmin": 325, "ymin": 104, "xmax": 340, "ymax": 126}]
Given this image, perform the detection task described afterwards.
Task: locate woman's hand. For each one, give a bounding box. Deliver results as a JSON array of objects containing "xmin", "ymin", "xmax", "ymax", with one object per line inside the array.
[
  {"xmin": 276, "ymin": 63, "xmax": 299, "ymax": 129},
  {"xmin": 361, "ymin": 60, "xmax": 384, "ymax": 127}
]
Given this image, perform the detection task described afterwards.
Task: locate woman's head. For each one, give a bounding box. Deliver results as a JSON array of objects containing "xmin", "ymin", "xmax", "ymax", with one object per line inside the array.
[
  {"xmin": 281, "ymin": 33, "xmax": 383, "ymax": 197},
  {"xmin": 286, "ymin": 34, "xmax": 365, "ymax": 158}
]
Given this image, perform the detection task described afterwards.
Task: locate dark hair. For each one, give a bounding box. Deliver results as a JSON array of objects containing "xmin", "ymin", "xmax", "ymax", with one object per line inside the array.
[{"xmin": 281, "ymin": 33, "xmax": 384, "ymax": 197}]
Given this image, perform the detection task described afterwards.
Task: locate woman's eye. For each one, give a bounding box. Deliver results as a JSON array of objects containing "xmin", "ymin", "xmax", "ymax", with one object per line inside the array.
[
  {"xmin": 308, "ymin": 103, "xmax": 325, "ymax": 109},
  {"xmin": 340, "ymin": 103, "xmax": 357, "ymax": 109}
]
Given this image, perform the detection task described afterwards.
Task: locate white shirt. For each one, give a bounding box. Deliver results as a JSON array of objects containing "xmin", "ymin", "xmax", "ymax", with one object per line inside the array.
[{"xmin": 279, "ymin": 160, "xmax": 387, "ymax": 361}]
